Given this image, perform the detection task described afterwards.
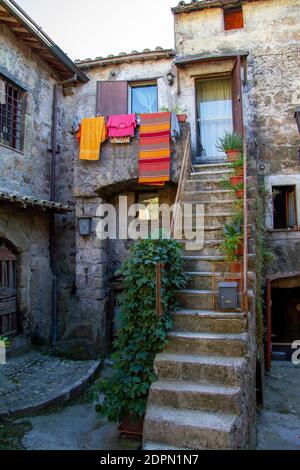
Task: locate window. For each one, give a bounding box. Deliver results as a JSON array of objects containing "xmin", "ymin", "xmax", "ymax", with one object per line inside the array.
[
  {"xmin": 138, "ymin": 193, "xmax": 159, "ymax": 221},
  {"xmin": 224, "ymin": 7, "xmax": 244, "ymax": 31},
  {"xmin": 130, "ymin": 82, "xmax": 158, "ymax": 115},
  {"xmin": 196, "ymin": 78, "xmax": 233, "ymax": 159},
  {"xmin": 0, "ymin": 77, "xmax": 25, "ymax": 151},
  {"xmin": 273, "ymin": 185, "xmax": 297, "ymax": 229}
]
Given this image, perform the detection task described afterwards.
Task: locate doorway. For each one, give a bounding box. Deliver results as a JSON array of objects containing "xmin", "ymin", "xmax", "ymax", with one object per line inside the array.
[
  {"xmin": 266, "ymin": 274, "xmax": 300, "ymax": 369},
  {"xmin": 0, "ymin": 241, "xmax": 17, "ymax": 336}
]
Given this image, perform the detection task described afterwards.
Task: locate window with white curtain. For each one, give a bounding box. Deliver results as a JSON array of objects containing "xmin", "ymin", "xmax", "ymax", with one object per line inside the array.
[
  {"xmin": 196, "ymin": 78, "xmax": 233, "ymax": 159},
  {"xmin": 130, "ymin": 82, "xmax": 158, "ymax": 115}
]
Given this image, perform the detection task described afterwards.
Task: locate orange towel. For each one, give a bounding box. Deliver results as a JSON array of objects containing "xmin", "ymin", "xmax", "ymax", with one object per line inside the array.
[{"xmin": 79, "ymin": 117, "xmax": 107, "ymax": 161}]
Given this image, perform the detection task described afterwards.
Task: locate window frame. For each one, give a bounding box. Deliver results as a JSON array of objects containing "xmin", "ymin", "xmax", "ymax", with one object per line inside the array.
[
  {"xmin": 195, "ymin": 76, "xmax": 234, "ymax": 159},
  {"xmin": 128, "ymin": 80, "xmax": 158, "ymax": 116},
  {"xmin": 0, "ymin": 75, "xmax": 26, "ymax": 153},
  {"xmin": 272, "ymin": 185, "xmax": 298, "ymax": 230}
]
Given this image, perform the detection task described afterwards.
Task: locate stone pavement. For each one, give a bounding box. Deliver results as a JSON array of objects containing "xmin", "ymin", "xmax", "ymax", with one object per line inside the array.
[
  {"xmin": 257, "ymin": 362, "xmax": 300, "ymax": 450},
  {"xmin": 0, "ymin": 351, "xmax": 101, "ymax": 418}
]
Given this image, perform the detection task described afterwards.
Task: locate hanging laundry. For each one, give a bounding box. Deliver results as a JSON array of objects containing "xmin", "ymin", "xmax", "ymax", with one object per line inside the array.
[
  {"xmin": 79, "ymin": 117, "xmax": 107, "ymax": 161},
  {"xmin": 171, "ymin": 112, "xmax": 181, "ymax": 142},
  {"xmin": 0, "ymin": 78, "xmax": 6, "ymax": 105},
  {"xmin": 138, "ymin": 112, "xmax": 171, "ymax": 186},
  {"xmin": 110, "ymin": 136, "xmax": 131, "ymax": 144},
  {"xmin": 107, "ymin": 114, "xmax": 137, "ymax": 138}
]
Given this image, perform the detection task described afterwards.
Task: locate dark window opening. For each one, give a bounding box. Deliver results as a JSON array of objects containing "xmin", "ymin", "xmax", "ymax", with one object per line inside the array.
[
  {"xmin": 0, "ymin": 77, "xmax": 25, "ymax": 152},
  {"xmin": 272, "ymin": 185, "xmax": 297, "ymax": 229},
  {"xmin": 137, "ymin": 192, "xmax": 160, "ymax": 221},
  {"xmin": 272, "ymin": 287, "xmax": 300, "ymax": 345},
  {"xmin": 224, "ymin": 7, "xmax": 244, "ymax": 31}
]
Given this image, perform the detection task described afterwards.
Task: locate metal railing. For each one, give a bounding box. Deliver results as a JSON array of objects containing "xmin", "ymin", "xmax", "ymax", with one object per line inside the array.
[
  {"xmin": 170, "ymin": 131, "xmax": 192, "ymax": 237},
  {"xmin": 242, "ymin": 131, "xmax": 249, "ymax": 312}
]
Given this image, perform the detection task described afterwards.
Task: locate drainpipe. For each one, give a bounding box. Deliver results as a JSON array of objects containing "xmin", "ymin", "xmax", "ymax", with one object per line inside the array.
[{"xmin": 50, "ymin": 74, "xmax": 78, "ymax": 346}]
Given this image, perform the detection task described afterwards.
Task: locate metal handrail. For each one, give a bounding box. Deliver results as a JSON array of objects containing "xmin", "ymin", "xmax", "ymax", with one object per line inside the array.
[
  {"xmin": 242, "ymin": 131, "xmax": 249, "ymax": 312},
  {"xmin": 170, "ymin": 131, "xmax": 191, "ymax": 237}
]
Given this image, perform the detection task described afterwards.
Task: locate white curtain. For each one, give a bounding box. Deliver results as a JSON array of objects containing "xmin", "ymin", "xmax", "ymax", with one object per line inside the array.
[
  {"xmin": 197, "ymin": 79, "xmax": 233, "ymax": 159},
  {"xmin": 288, "ymin": 191, "xmax": 296, "ymax": 226},
  {"xmin": 132, "ymin": 86, "xmax": 157, "ymax": 114},
  {"xmin": 0, "ymin": 78, "xmax": 6, "ymax": 105}
]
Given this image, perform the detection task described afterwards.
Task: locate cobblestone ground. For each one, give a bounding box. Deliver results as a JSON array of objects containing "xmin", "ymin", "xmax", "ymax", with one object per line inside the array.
[
  {"xmin": 0, "ymin": 352, "xmax": 99, "ymax": 417},
  {"xmin": 257, "ymin": 362, "xmax": 300, "ymax": 450}
]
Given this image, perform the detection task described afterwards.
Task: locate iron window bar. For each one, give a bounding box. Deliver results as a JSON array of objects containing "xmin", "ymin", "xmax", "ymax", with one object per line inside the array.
[{"xmin": 0, "ymin": 78, "xmax": 25, "ymax": 152}]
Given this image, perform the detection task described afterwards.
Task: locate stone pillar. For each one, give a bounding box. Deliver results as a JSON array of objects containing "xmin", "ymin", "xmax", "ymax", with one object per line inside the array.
[{"xmin": 57, "ymin": 197, "xmax": 109, "ymax": 359}]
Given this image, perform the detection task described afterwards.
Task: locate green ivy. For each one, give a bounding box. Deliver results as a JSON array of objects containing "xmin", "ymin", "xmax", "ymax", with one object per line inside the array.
[
  {"xmin": 95, "ymin": 237, "xmax": 187, "ymax": 423},
  {"xmin": 255, "ymin": 183, "xmax": 274, "ymax": 346}
]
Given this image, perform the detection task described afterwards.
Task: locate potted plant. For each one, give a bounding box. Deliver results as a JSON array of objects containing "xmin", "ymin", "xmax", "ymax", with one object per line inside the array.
[
  {"xmin": 231, "ymin": 156, "xmax": 244, "ymax": 177},
  {"xmin": 216, "ymin": 132, "xmax": 243, "ymax": 161},
  {"xmin": 221, "ymin": 178, "xmax": 244, "ymax": 200},
  {"xmin": 220, "ymin": 219, "xmax": 244, "ymax": 273},
  {"xmin": 94, "ymin": 237, "xmax": 187, "ymax": 437},
  {"xmin": 173, "ymin": 106, "xmax": 187, "ymax": 123}
]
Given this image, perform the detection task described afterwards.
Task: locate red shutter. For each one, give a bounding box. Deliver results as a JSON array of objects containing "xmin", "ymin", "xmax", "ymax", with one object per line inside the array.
[
  {"xmin": 96, "ymin": 81, "xmax": 128, "ymax": 117},
  {"xmin": 231, "ymin": 56, "xmax": 244, "ymax": 136},
  {"xmin": 224, "ymin": 9, "xmax": 244, "ymax": 31}
]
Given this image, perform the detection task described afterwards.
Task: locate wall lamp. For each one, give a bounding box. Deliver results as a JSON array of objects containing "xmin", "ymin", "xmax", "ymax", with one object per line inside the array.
[
  {"xmin": 294, "ymin": 107, "xmax": 300, "ymax": 134},
  {"xmin": 167, "ymin": 72, "xmax": 175, "ymax": 86},
  {"xmin": 78, "ymin": 217, "xmax": 92, "ymax": 236}
]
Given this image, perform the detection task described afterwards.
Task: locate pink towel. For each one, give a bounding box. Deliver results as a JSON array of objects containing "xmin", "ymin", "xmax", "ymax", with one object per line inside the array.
[{"xmin": 107, "ymin": 114, "xmax": 137, "ymax": 138}]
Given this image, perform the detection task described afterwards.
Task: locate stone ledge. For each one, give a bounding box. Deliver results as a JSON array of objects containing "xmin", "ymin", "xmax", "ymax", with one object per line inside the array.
[{"xmin": 0, "ymin": 352, "xmax": 101, "ymax": 420}]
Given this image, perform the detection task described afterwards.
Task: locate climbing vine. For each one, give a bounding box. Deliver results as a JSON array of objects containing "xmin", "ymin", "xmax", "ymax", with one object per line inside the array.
[
  {"xmin": 255, "ymin": 181, "xmax": 274, "ymax": 347},
  {"xmin": 95, "ymin": 236, "xmax": 187, "ymax": 423}
]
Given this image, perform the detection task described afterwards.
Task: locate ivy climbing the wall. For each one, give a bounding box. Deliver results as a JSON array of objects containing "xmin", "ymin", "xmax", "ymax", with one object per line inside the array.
[{"xmin": 95, "ymin": 237, "xmax": 187, "ymax": 423}]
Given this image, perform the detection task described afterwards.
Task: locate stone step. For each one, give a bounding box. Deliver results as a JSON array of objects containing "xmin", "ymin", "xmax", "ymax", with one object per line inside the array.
[
  {"xmin": 166, "ymin": 331, "xmax": 248, "ymax": 357},
  {"xmin": 182, "ymin": 240, "xmax": 223, "ymax": 256},
  {"xmin": 179, "ymin": 211, "xmax": 235, "ymax": 228},
  {"xmin": 183, "ymin": 189, "xmax": 233, "ymax": 203},
  {"xmin": 148, "ymin": 380, "xmax": 242, "ymax": 414},
  {"xmin": 154, "ymin": 353, "xmax": 247, "ymax": 386},
  {"xmin": 185, "ymin": 178, "xmax": 228, "ymax": 192},
  {"xmin": 175, "ymin": 288, "xmax": 253, "ymax": 311},
  {"xmin": 183, "ymin": 200, "xmax": 237, "ymax": 215},
  {"xmin": 143, "ymin": 441, "xmax": 189, "ymax": 451},
  {"xmin": 143, "ymin": 406, "xmax": 240, "ymax": 450},
  {"xmin": 192, "ymin": 162, "xmax": 231, "ymax": 171},
  {"xmin": 189, "ymin": 169, "xmax": 233, "ymax": 181},
  {"xmin": 174, "ymin": 309, "xmax": 247, "ymax": 334},
  {"xmin": 185, "ymin": 271, "xmax": 255, "ymax": 290},
  {"xmin": 183, "ymin": 254, "xmax": 256, "ymax": 272}
]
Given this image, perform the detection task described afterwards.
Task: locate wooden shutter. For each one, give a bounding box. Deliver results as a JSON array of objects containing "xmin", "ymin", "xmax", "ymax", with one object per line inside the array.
[
  {"xmin": 231, "ymin": 56, "xmax": 244, "ymax": 136},
  {"xmin": 224, "ymin": 9, "xmax": 244, "ymax": 31},
  {"xmin": 96, "ymin": 81, "xmax": 128, "ymax": 117}
]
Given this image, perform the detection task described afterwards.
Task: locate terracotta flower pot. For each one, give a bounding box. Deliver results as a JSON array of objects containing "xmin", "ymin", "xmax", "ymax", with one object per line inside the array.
[
  {"xmin": 236, "ymin": 243, "xmax": 244, "ymax": 257},
  {"xmin": 226, "ymin": 150, "xmax": 242, "ymax": 162},
  {"xmin": 236, "ymin": 189, "xmax": 244, "ymax": 199},
  {"xmin": 177, "ymin": 114, "xmax": 187, "ymax": 123},
  {"xmin": 230, "ymin": 261, "xmax": 243, "ymax": 273},
  {"xmin": 230, "ymin": 175, "xmax": 243, "ymax": 187},
  {"xmin": 119, "ymin": 413, "xmax": 144, "ymax": 438}
]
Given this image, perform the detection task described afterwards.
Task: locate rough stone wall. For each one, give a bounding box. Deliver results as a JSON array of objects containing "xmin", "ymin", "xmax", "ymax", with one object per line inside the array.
[
  {"xmin": 0, "ymin": 23, "xmax": 74, "ymax": 348},
  {"xmin": 0, "ymin": 205, "xmax": 52, "ymax": 344}
]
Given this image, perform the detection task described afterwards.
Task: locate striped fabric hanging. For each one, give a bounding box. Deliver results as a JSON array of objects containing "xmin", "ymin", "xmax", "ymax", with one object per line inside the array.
[{"xmin": 138, "ymin": 112, "xmax": 171, "ymax": 186}]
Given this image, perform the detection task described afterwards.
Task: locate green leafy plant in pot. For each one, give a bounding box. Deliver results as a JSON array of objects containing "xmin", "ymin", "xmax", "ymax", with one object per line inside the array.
[
  {"xmin": 94, "ymin": 236, "xmax": 187, "ymax": 433},
  {"xmin": 220, "ymin": 218, "xmax": 244, "ymax": 273},
  {"xmin": 216, "ymin": 132, "xmax": 243, "ymax": 162}
]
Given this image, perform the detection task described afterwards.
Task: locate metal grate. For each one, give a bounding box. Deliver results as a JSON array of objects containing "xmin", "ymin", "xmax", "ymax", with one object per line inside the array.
[{"xmin": 0, "ymin": 77, "xmax": 24, "ymax": 152}]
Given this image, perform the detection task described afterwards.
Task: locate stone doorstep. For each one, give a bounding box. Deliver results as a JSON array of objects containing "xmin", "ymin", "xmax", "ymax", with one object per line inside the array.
[{"xmin": 0, "ymin": 360, "xmax": 101, "ymax": 420}]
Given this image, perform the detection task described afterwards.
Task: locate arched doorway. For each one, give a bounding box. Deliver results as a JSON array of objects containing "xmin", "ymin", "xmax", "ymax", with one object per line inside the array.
[
  {"xmin": 0, "ymin": 241, "xmax": 17, "ymax": 336},
  {"xmin": 266, "ymin": 273, "xmax": 300, "ymax": 370}
]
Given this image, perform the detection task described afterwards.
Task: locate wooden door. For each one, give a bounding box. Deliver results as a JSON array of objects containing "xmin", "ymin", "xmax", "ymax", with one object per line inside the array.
[{"xmin": 0, "ymin": 244, "xmax": 17, "ymax": 336}]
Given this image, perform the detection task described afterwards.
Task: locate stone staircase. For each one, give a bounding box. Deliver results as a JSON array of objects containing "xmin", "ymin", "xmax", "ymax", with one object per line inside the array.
[{"xmin": 143, "ymin": 162, "xmax": 256, "ymax": 450}]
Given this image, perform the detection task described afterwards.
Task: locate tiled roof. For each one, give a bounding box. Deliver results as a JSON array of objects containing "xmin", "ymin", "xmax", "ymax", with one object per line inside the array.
[
  {"xmin": 0, "ymin": 191, "xmax": 71, "ymax": 213},
  {"xmin": 172, "ymin": 0, "xmax": 259, "ymax": 15}
]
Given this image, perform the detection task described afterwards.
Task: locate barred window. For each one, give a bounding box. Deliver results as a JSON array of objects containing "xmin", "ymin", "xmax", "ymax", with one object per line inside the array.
[{"xmin": 0, "ymin": 77, "xmax": 25, "ymax": 152}]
